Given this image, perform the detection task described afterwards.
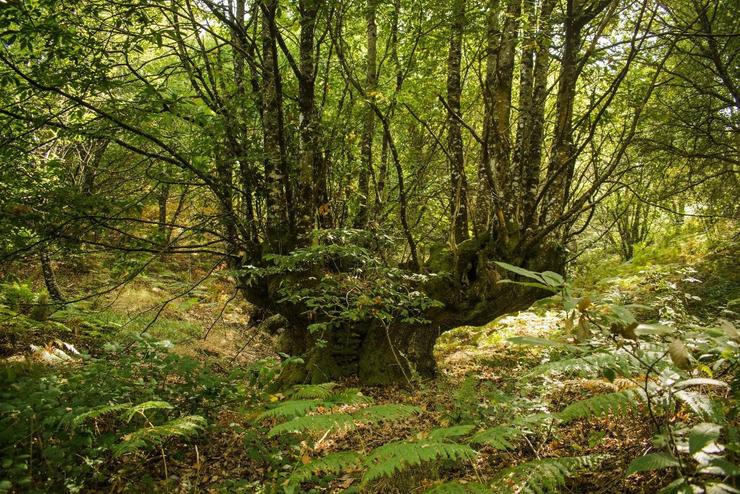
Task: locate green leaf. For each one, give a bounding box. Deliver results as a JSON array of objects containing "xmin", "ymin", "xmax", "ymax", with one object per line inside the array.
[
  {"xmin": 497, "ymin": 280, "xmax": 559, "ymax": 293},
  {"xmin": 427, "ymin": 425, "xmax": 476, "ymax": 441},
  {"xmin": 688, "ymin": 423, "xmax": 721, "ymax": 454},
  {"xmin": 626, "ymin": 452, "xmax": 679, "ymax": 475},
  {"xmin": 635, "ymin": 323, "xmax": 675, "ymax": 336},
  {"xmin": 541, "ymin": 271, "xmax": 564, "ymax": 287},
  {"xmin": 494, "ymin": 261, "xmax": 545, "ymax": 283}
]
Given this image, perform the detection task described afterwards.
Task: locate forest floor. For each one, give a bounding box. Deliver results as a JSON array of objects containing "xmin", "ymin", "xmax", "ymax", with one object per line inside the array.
[{"xmin": 0, "ymin": 232, "xmax": 737, "ymax": 493}]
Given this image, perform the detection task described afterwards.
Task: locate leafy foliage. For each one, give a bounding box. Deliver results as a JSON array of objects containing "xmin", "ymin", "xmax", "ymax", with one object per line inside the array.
[
  {"xmin": 423, "ymin": 481, "xmax": 493, "ymax": 494},
  {"xmin": 362, "ymin": 441, "xmax": 476, "ymax": 485},
  {"xmin": 495, "ymin": 456, "xmax": 606, "ymax": 494},
  {"xmin": 285, "ymin": 452, "xmax": 362, "ymax": 492},
  {"xmin": 113, "ymin": 415, "xmax": 206, "ymax": 456},
  {"xmin": 557, "ymin": 388, "xmax": 646, "ymax": 423}
]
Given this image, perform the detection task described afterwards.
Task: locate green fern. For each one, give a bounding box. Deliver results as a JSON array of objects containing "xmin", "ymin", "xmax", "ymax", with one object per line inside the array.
[
  {"xmin": 259, "ymin": 399, "xmax": 323, "ymax": 420},
  {"xmin": 122, "ymin": 400, "xmax": 174, "ymax": 422},
  {"xmin": 113, "ymin": 415, "xmax": 206, "ymax": 456},
  {"xmin": 352, "ymin": 404, "xmax": 421, "ymax": 424},
  {"xmin": 260, "ymin": 386, "xmax": 371, "ymax": 421},
  {"xmin": 527, "ymin": 352, "xmax": 640, "ymax": 378},
  {"xmin": 290, "ymin": 383, "xmax": 337, "ymax": 399},
  {"xmin": 362, "ymin": 441, "xmax": 476, "ymax": 485},
  {"xmin": 558, "ymin": 388, "xmax": 645, "ymax": 423},
  {"xmin": 469, "ymin": 425, "xmax": 521, "ymax": 450},
  {"xmin": 268, "ymin": 413, "xmax": 354, "ymax": 437},
  {"xmin": 326, "ymin": 388, "xmax": 373, "ymax": 406},
  {"xmin": 72, "ymin": 403, "xmax": 131, "ymax": 427},
  {"xmin": 495, "ymin": 455, "xmax": 605, "ymax": 493},
  {"xmin": 427, "ymin": 425, "xmax": 476, "ymax": 441},
  {"xmin": 423, "ymin": 481, "xmax": 493, "ymax": 493},
  {"xmin": 268, "ymin": 404, "xmax": 420, "ymax": 437},
  {"xmin": 286, "ymin": 451, "xmax": 361, "ymax": 490}
]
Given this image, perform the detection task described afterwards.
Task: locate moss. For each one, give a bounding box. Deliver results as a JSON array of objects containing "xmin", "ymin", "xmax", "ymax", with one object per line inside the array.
[
  {"xmin": 305, "ymin": 346, "xmax": 343, "ymax": 384},
  {"xmin": 358, "ymin": 326, "xmax": 410, "ymax": 385}
]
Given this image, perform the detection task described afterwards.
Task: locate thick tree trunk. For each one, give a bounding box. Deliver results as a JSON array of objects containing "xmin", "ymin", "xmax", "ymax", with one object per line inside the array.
[
  {"xmin": 446, "ymin": 0, "xmax": 469, "ymax": 244},
  {"xmin": 354, "ymin": 0, "xmax": 377, "ymax": 229},
  {"xmin": 520, "ymin": 0, "xmax": 555, "ymax": 230},
  {"xmin": 296, "ymin": 0, "xmax": 322, "ymax": 240},
  {"xmin": 262, "ymin": 0, "xmax": 292, "ymax": 254},
  {"xmin": 478, "ymin": 0, "xmax": 519, "ymax": 233}
]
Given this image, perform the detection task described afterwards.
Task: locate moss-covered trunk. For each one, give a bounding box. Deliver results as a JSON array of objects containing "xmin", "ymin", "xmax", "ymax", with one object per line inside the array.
[{"xmin": 250, "ymin": 235, "xmax": 565, "ymax": 387}]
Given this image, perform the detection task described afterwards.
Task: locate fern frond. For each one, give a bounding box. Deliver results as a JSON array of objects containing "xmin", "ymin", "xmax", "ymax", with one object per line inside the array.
[
  {"xmin": 363, "ymin": 441, "xmax": 476, "ymax": 485},
  {"xmin": 423, "ymin": 481, "xmax": 493, "ymax": 493},
  {"xmin": 511, "ymin": 412, "xmax": 554, "ymax": 428},
  {"xmin": 122, "ymin": 400, "xmax": 174, "ymax": 422},
  {"xmin": 113, "ymin": 415, "xmax": 206, "ymax": 456},
  {"xmin": 290, "ymin": 383, "xmax": 337, "ymax": 399},
  {"xmin": 527, "ymin": 352, "xmax": 639, "ymax": 378},
  {"xmin": 495, "ymin": 455, "xmax": 605, "ymax": 494},
  {"xmin": 427, "ymin": 425, "xmax": 476, "ymax": 441},
  {"xmin": 287, "ymin": 451, "xmax": 361, "ymax": 487},
  {"xmin": 259, "ymin": 399, "xmax": 323, "ymax": 420},
  {"xmin": 72, "ymin": 403, "xmax": 131, "ymax": 427},
  {"xmin": 674, "ymin": 390, "xmax": 717, "ymax": 419},
  {"xmin": 268, "ymin": 413, "xmax": 354, "ymax": 437},
  {"xmin": 352, "ymin": 404, "xmax": 421, "ymax": 424},
  {"xmin": 558, "ymin": 388, "xmax": 645, "ymax": 423},
  {"xmin": 327, "ymin": 388, "xmax": 373, "ymax": 406},
  {"xmin": 469, "ymin": 425, "xmax": 521, "ymax": 450}
]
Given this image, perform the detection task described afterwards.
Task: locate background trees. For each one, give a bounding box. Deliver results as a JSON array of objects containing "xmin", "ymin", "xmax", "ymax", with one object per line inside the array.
[{"xmin": 0, "ymin": 0, "xmax": 736, "ymax": 383}]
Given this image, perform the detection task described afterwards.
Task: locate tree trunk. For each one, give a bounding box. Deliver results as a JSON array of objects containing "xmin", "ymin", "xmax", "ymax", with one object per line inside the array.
[
  {"xmin": 354, "ymin": 0, "xmax": 377, "ymax": 229},
  {"xmin": 40, "ymin": 245, "xmax": 63, "ymax": 303},
  {"xmin": 446, "ymin": 0, "xmax": 469, "ymax": 244},
  {"xmin": 297, "ymin": 0, "xmax": 322, "ymax": 241},
  {"xmin": 262, "ymin": 0, "xmax": 292, "ymax": 254},
  {"xmin": 519, "ymin": 0, "xmax": 555, "ymax": 230},
  {"xmin": 157, "ymin": 182, "xmax": 169, "ymax": 246}
]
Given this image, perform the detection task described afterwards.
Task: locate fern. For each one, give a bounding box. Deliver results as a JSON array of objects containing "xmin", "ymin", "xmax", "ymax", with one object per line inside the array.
[
  {"xmin": 352, "ymin": 404, "xmax": 421, "ymax": 424},
  {"xmin": 259, "ymin": 399, "xmax": 323, "ymax": 420},
  {"xmin": 71, "ymin": 403, "xmax": 131, "ymax": 427},
  {"xmin": 527, "ymin": 352, "xmax": 640, "ymax": 378},
  {"xmin": 423, "ymin": 481, "xmax": 493, "ymax": 493},
  {"xmin": 363, "ymin": 441, "xmax": 476, "ymax": 485},
  {"xmin": 469, "ymin": 425, "xmax": 521, "ymax": 450},
  {"xmin": 286, "ymin": 451, "xmax": 361, "ymax": 490},
  {"xmin": 495, "ymin": 455, "xmax": 605, "ymax": 494},
  {"xmin": 268, "ymin": 403, "xmax": 419, "ymax": 437},
  {"xmin": 674, "ymin": 390, "xmax": 717, "ymax": 419},
  {"xmin": 290, "ymin": 383, "xmax": 337, "ymax": 399},
  {"xmin": 113, "ymin": 415, "xmax": 206, "ymax": 456},
  {"xmin": 268, "ymin": 413, "xmax": 354, "ymax": 437},
  {"xmin": 427, "ymin": 425, "xmax": 476, "ymax": 441},
  {"xmin": 558, "ymin": 388, "xmax": 645, "ymax": 423},
  {"xmin": 326, "ymin": 388, "xmax": 373, "ymax": 406},
  {"xmin": 122, "ymin": 400, "xmax": 174, "ymax": 422}
]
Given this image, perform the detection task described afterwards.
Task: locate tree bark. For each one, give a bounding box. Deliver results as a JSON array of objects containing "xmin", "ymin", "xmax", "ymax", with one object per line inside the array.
[
  {"xmin": 354, "ymin": 0, "xmax": 377, "ymax": 229},
  {"xmin": 297, "ymin": 0, "xmax": 322, "ymax": 241},
  {"xmin": 40, "ymin": 245, "xmax": 63, "ymax": 303},
  {"xmin": 261, "ymin": 0, "xmax": 292, "ymax": 254},
  {"xmin": 446, "ymin": 0, "xmax": 469, "ymax": 244},
  {"xmin": 519, "ymin": 0, "xmax": 555, "ymax": 230}
]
